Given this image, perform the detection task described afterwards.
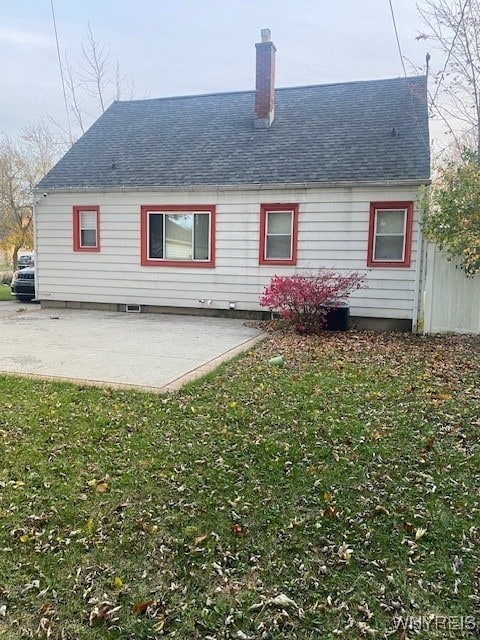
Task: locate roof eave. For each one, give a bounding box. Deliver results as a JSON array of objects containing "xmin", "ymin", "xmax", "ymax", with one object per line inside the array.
[{"xmin": 35, "ymin": 178, "xmax": 431, "ymax": 195}]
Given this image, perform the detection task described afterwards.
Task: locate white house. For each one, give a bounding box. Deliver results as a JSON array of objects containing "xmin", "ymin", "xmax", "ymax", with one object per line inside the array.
[{"xmin": 35, "ymin": 30, "xmax": 430, "ymax": 330}]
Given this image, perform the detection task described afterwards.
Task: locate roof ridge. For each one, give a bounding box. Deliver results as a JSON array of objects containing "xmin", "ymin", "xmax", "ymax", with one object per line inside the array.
[
  {"xmin": 277, "ymin": 75, "xmax": 425, "ymax": 91},
  {"xmin": 113, "ymin": 75, "xmax": 426, "ymax": 106}
]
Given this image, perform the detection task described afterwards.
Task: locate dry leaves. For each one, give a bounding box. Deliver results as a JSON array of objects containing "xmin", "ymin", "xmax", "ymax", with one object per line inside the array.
[{"xmin": 0, "ymin": 330, "xmax": 478, "ymax": 638}]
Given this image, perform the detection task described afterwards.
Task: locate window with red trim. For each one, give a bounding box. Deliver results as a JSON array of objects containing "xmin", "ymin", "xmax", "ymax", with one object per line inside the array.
[
  {"xmin": 141, "ymin": 205, "xmax": 215, "ymax": 267},
  {"xmin": 367, "ymin": 202, "xmax": 413, "ymax": 268},
  {"xmin": 73, "ymin": 206, "xmax": 100, "ymax": 252},
  {"xmin": 259, "ymin": 204, "xmax": 298, "ymax": 265}
]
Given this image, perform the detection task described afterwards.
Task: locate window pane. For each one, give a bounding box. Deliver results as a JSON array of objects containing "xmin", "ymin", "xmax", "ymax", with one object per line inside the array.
[
  {"xmin": 80, "ymin": 211, "xmax": 96, "ymax": 230},
  {"xmin": 267, "ymin": 211, "xmax": 292, "ymax": 234},
  {"xmin": 376, "ymin": 210, "xmax": 405, "ymax": 234},
  {"xmin": 149, "ymin": 214, "xmax": 164, "ymax": 259},
  {"xmin": 147, "ymin": 211, "xmax": 211, "ymax": 261},
  {"xmin": 165, "ymin": 214, "xmax": 193, "ymax": 260},
  {"xmin": 374, "ymin": 235, "xmax": 404, "ymax": 261},
  {"xmin": 81, "ymin": 229, "xmax": 96, "ymax": 247},
  {"xmin": 194, "ymin": 214, "xmax": 209, "ymax": 260},
  {"xmin": 267, "ymin": 235, "xmax": 292, "ymax": 259}
]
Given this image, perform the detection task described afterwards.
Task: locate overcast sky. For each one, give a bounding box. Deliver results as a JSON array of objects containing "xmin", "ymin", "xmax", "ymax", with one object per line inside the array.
[{"xmin": 0, "ymin": 0, "xmax": 437, "ymax": 139}]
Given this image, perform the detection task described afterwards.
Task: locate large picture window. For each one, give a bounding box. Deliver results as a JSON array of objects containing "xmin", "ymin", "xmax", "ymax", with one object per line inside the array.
[
  {"xmin": 73, "ymin": 206, "xmax": 100, "ymax": 252},
  {"xmin": 141, "ymin": 205, "xmax": 215, "ymax": 267},
  {"xmin": 367, "ymin": 201, "xmax": 413, "ymax": 267},
  {"xmin": 259, "ymin": 204, "xmax": 298, "ymax": 265}
]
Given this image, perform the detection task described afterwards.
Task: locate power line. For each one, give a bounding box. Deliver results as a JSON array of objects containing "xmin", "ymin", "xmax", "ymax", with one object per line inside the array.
[
  {"xmin": 388, "ymin": 0, "xmax": 430, "ymax": 153},
  {"xmin": 50, "ymin": 0, "xmax": 72, "ymax": 143},
  {"xmin": 388, "ymin": 0, "xmax": 408, "ymax": 78}
]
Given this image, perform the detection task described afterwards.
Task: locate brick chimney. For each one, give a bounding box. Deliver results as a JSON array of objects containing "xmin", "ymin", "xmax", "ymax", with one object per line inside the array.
[{"xmin": 255, "ymin": 28, "xmax": 276, "ymax": 128}]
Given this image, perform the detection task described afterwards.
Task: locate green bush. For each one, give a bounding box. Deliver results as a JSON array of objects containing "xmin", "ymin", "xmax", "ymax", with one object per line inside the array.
[{"xmin": 421, "ymin": 151, "xmax": 480, "ymax": 276}]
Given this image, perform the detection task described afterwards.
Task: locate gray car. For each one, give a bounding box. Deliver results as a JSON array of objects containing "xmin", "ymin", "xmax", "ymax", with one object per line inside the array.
[{"xmin": 17, "ymin": 253, "xmax": 34, "ymax": 269}]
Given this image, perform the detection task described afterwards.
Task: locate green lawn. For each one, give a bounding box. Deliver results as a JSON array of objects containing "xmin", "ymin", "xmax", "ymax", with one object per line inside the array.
[
  {"xmin": 0, "ymin": 283, "xmax": 13, "ymax": 301},
  {"xmin": 0, "ymin": 331, "xmax": 478, "ymax": 639}
]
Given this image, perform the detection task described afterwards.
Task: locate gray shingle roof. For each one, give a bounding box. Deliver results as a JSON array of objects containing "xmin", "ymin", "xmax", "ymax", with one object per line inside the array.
[{"xmin": 37, "ymin": 76, "xmax": 430, "ymax": 190}]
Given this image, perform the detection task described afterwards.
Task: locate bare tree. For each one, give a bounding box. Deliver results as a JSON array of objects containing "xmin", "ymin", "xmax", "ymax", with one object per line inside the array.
[
  {"xmin": 114, "ymin": 57, "xmax": 135, "ymax": 103},
  {"xmin": 62, "ymin": 56, "xmax": 88, "ymax": 141},
  {"xmin": 0, "ymin": 124, "xmax": 59, "ymax": 268},
  {"xmin": 417, "ymin": 0, "xmax": 480, "ymax": 160},
  {"xmin": 0, "ymin": 26, "xmax": 135, "ymax": 265},
  {"xmin": 52, "ymin": 25, "xmax": 135, "ymax": 144},
  {"xmin": 78, "ymin": 24, "xmax": 110, "ymax": 114}
]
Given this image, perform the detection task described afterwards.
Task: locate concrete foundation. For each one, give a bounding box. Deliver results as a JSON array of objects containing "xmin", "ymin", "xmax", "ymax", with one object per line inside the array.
[{"xmin": 40, "ymin": 300, "xmax": 414, "ymax": 332}]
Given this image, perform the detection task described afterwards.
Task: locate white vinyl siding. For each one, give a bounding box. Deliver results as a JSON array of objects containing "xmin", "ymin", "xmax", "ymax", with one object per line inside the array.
[{"xmin": 35, "ymin": 185, "xmax": 422, "ymax": 321}]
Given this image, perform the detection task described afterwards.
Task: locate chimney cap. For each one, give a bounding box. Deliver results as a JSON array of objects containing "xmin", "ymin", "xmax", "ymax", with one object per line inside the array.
[{"xmin": 260, "ymin": 28, "xmax": 271, "ymax": 43}]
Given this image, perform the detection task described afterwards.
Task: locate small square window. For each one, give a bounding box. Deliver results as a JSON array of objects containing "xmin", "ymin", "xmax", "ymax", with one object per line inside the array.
[{"xmin": 367, "ymin": 202, "xmax": 413, "ymax": 268}]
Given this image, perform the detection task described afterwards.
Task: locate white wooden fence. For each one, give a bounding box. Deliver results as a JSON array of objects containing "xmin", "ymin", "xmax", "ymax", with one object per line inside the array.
[{"xmin": 423, "ymin": 245, "xmax": 480, "ymax": 334}]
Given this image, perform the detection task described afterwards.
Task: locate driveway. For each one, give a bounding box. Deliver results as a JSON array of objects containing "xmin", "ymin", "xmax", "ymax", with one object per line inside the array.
[{"xmin": 0, "ymin": 302, "xmax": 264, "ymax": 391}]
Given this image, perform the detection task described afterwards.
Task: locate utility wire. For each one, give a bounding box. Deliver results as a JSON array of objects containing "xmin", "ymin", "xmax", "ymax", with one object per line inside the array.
[
  {"xmin": 388, "ymin": 0, "xmax": 430, "ymax": 153},
  {"xmin": 50, "ymin": 0, "xmax": 72, "ymax": 143},
  {"xmin": 389, "ymin": 0, "xmax": 408, "ymax": 78}
]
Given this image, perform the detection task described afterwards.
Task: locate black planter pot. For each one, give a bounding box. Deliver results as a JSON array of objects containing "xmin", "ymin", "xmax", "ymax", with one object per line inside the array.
[{"xmin": 322, "ymin": 302, "xmax": 350, "ymax": 331}]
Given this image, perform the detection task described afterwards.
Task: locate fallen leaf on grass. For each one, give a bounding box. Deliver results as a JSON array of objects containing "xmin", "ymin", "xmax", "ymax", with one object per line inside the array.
[
  {"xmin": 89, "ymin": 602, "xmax": 122, "ymax": 625},
  {"xmin": 38, "ymin": 602, "xmax": 54, "ymax": 616},
  {"xmin": 231, "ymin": 523, "xmax": 246, "ymax": 537},
  {"xmin": 36, "ymin": 616, "xmax": 52, "ymax": 637},
  {"xmin": 337, "ymin": 543, "xmax": 353, "ymax": 562},
  {"xmin": 194, "ymin": 534, "xmax": 208, "ymax": 544},
  {"xmin": 435, "ymin": 393, "xmax": 452, "ymax": 401},
  {"xmin": 403, "ymin": 521, "xmax": 416, "ymax": 534},
  {"xmin": 373, "ymin": 505, "xmax": 389, "ymax": 516},
  {"xmin": 87, "ymin": 478, "xmax": 109, "ymax": 493},
  {"xmin": 269, "ymin": 594, "xmax": 299, "ymax": 609},
  {"xmin": 132, "ymin": 599, "xmax": 154, "ymax": 615},
  {"xmin": 323, "ymin": 505, "xmax": 339, "ymax": 519},
  {"xmin": 95, "ymin": 480, "xmax": 108, "ymax": 493},
  {"xmin": 415, "ymin": 527, "xmax": 427, "ymax": 540}
]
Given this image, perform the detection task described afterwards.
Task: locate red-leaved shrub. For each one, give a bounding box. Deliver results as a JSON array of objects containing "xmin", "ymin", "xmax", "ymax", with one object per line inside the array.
[{"xmin": 259, "ymin": 270, "xmax": 365, "ymax": 334}]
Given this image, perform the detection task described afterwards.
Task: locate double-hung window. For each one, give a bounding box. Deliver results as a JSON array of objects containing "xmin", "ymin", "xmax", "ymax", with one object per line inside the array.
[
  {"xmin": 259, "ymin": 204, "xmax": 298, "ymax": 265},
  {"xmin": 73, "ymin": 206, "xmax": 100, "ymax": 252},
  {"xmin": 367, "ymin": 202, "xmax": 413, "ymax": 267},
  {"xmin": 141, "ymin": 205, "xmax": 215, "ymax": 267}
]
